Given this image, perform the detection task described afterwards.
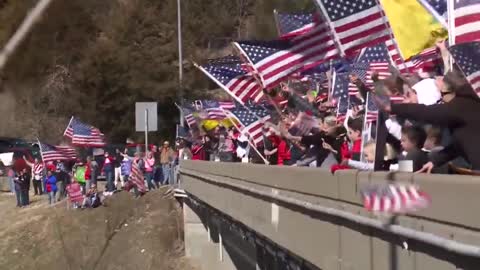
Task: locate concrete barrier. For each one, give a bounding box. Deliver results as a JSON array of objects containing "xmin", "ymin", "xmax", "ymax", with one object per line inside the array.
[{"xmin": 180, "ymin": 161, "xmax": 480, "ymax": 270}]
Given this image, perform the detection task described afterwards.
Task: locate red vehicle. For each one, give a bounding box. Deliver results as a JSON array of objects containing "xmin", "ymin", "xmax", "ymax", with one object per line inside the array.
[{"xmin": 7, "ymin": 148, "xmax": 36, "ymax": 173}]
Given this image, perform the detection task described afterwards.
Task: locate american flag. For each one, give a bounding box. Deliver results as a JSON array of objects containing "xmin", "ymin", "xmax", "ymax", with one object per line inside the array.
[
  {"xmin": 449, "ymin": 41, "xmax": 480, "ymax": 94},
  {"xmin": 404, "ymin": 47, "xmax": 441, "ymax": 74},
  {"xmin": 199, "ymin": 100, "xmax": 231, "ymax": 120},
  {"xmin": 361, "ymin": 183, "xmax": 431, "ymax": 213},
  {"xmin": 39, "ymin": 142, "xmax": 76, "ymax": 163},
  {"xmin": 197, "ymin": 56, "xmax": 263, "ymax": 104},
  {"xmin": 182, "ymin": 106, "xmax": 197, "ymax": 127},
  {"xmin": 129, "ymin": 158, "xmax": 146, "ymax": 193},
  {"xmin": 64, "ymin": 117, "xmax": 105, "ymax": 147},
  {"xmin": 353, "ymin": 43, "xmax": 392, "ymax": 81},
  {"xmin": 417, "ymin": 0, "xmax": 447, "ymax": 20},
  {"xmin": 234, "ymin": 14, "xmax": 339, "ymax": 90},
  {"xmin": 226, "ymin": 104, "xmax": 271, "ymax": 146},
  {"xmin": 275, "ymin": 12, "xmax": 316, "ymax": 39},
  {"xmin": 365, "ymin": 93, "xmax": 379, "ymax": 123},
  {"xmin": 332, "ymin": 73, "xmax": 350, "ymax": 122},
  {"xmin": 315, "ymin": 0, "xmax": 392, "ymax": 55},
  {"xmin": 454, "ymin": 0, "xmax": 480, "ymax": 44},
  {"xmin": 386, "ymin": 39, "xmax": 405, "ymax": 68}
]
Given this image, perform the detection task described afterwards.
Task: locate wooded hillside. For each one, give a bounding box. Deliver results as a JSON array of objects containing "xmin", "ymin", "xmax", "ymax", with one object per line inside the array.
[{"xmin": 0, "ymin": 0, "xmax": 313, "ymax": 143}]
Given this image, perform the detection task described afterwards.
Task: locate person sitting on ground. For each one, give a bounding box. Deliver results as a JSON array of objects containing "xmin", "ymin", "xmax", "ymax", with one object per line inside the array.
[{"xmin": 82, "ymin": 184, "xmax": 102, "ymax": 208}]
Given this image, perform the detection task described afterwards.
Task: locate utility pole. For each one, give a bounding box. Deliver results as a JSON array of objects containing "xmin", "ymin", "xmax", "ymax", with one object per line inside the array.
[{"xmin": 177, "ymin": 0, "xmax": 185, "ymax": 127}]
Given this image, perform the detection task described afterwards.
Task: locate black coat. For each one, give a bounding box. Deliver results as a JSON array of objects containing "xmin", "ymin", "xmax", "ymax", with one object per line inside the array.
[{"xmin": 391, "ymin": 95, "xmax": 480, "ymax": 169}]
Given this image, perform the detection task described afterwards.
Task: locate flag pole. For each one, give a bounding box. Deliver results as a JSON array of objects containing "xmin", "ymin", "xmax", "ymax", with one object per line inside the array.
[
  {"xmin": 273, "ymin": 9, "xmax": 282, "ymax": 36},
  {"xmin": 360, "ymin": 93, "xmax": 370, "ymax": 163},
  {"xmin": 417, "ymin": 0, "xmax": 448, "ymax": 29},
  {"xmin": 36, "ymin": 138, "xmax": 46, "ymax": 165},
  {"xmin": 63, "ymin": 116, "xmax": 74, "ymax": 137},
  {"xmin": 0, "ymin": 0, "xmax": 55, "ymax": 71},
  {"xmin": 220, "ymin": 109, "xmax": 269, "ymax": 165},
  {"xmin": 313, "ymin": 0, "xmax": 346, "ymax": 57},
  {"xmin": 447, "ymin": 0, "xmax": 455, "ymax": 71}
]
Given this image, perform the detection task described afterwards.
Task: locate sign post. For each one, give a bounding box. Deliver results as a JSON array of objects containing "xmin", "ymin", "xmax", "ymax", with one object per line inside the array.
[{"xmin": 136, "ymin": 102, "xmax": 158, "ymax": 153}]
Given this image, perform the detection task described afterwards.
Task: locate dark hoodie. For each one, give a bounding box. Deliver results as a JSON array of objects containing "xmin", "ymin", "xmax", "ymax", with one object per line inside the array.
[{"xmin": 391, "ymin": 76, "xmax": 480, "ymax": 169}]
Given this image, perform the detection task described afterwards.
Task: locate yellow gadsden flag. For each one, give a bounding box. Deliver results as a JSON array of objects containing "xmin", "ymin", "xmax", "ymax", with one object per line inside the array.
[{"xmin": 380, "ymin": 0, "xmax": 448, "ymax": 59}]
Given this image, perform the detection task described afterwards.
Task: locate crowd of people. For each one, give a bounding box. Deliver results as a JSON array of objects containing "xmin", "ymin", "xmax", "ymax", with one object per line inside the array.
[
  {"xmin": 182, "ymin": 44, "xmax": 480, "ymax": 176},
  {"xmin": 3, "ymin": 139, "xmax": 188, "ymax": 208}
]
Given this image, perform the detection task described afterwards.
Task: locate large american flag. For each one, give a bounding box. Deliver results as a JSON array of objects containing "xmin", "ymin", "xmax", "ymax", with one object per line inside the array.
[
  {"xmin": 39, "ymin": 142, "xmax": 76, "ymax": 163},
  {"xmin": 234, "ymin": 14, "xmax": 339, "ymax": 90},
  {"xmin": 226, "ymin": 104, "xmax": 271, "ymax": 147},
  {"xmin": 454, "ymin": 0, "xmax": 480, "ymax": 44},
  {"xmin": 315, "ymin": 0, "xmax": 392, "ymax": 55},
  {"xmin": 449, "ymin": 41, "xmax": 480, "ymax": 94},
  {"xmin": 275, "ymin": 12, "xmax": 316, "ymax": 39},
  {"xmin": 64, "ymin": 117, "xmax": 105, "ymax": 147},
  {"xmin": 197, "ymin": 56, "xmax": 263, "ymax": 104}
]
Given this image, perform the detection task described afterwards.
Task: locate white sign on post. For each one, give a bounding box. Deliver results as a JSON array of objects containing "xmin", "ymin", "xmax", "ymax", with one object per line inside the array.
[
  {"xmin": 135, "ymin": 102, "xmax": 158, "ymax": 132},
  {"xmin": 136, "ymin": 102, "xmax": 158, "ymax": 153}
]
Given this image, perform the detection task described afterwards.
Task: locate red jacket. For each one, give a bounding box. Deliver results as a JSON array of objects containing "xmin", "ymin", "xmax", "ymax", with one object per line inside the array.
[
  {"xmin": 268, "ymin": 135, "xmax": 291, "ymax": 166},
  {"xmin": 340, "ymin": 139, "xmax": 362, "ymax": 161},
  {"xmin": 85, "ymin": 161, "xmax": 91, "ymax": 180}
]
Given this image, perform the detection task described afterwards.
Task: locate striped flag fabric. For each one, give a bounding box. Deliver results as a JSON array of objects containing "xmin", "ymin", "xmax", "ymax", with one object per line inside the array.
[
  {"xmin": 64, "ymin": 117, "xmax": 105, "ymax": 147},
  {"xmin": 39, "ymin": 142, "xmax": 76, "ymax": 163},
  {"xmin": 314, "ymin": 0, "xmax": 392, "ymax": 55},
  {"xmin": 199, "ymin": 100, "xmax": 231, "ymax": 120},
  {"xmin": 129, "ymin": 158, "xmax": 146, "ymax": 194},
  {"xmin": 365, "ymin": 93, "xmax": 379, "ymax": 123},
  {"xmin": 197, "ymin": 56, "xmax": 264, "ymax": 104},
  {"xmin": 454, "ymin": 0, "xmax": 480, "ymax": 44},
  {"xmin": 226, "ymin": 104, "xmax": 271, "ymax": 146},
  {"xmin": 361, "ymin": 183, "xmax": 431, "ymax": 213},
  {"xmin": 449, "ymin": 41, "xmax": 480, "ymax": 94},
  {"xmin": 387, "ymin": 41, "xmax": 441, "ymax": 74},
  {"xmin": 182, "ymin": 106, "xmax": 197, "ymax": 128},
  {"xmin": 351, "ymin": 43, "xmax": 393, "ymax": 85},
  {"xmin": 275, "ymin": 12, "xmax": 316, "ymax": 39},
  {"xmin": 234, "ymin": 14, "xmax": 339, "ymax": 90}
]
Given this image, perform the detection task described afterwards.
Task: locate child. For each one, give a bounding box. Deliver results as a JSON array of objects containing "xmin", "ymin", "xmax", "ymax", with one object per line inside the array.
[
  {"xmin": 45, "ymin": 170, "xmax": 58, "ymax": 205},
  {"xmin": 331, "ymin": 118, "xmax": 363, "ymax": 173},
  {"xmin": 345, "ymin": 141, "xmax": 376, "ymax": 171},
  {"xmin": 400, "ymin": 125, "xmax": 429, "ymax": 172}
]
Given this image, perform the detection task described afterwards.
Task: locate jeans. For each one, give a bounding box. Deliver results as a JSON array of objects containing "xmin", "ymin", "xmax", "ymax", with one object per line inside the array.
[
  {"xmin": 145, "ymin": 172, "xmax": 155, "ymax": 190},
  {"xmin": 153, "ymin": 166, "xmax": 162, "ymax": 185},
  {"xmin": 21, "ymin": 190, "xmax": 29, "ymax": 206},
  {"xmin": 15, "ymin": 188, "xmax": 22, "ymax": 207},
  {"xmin": 48, "ymin": 191, "xmax": 57, "ymax": 204},
  {"xmin": 9, "ymin": 177, "xmax": 15, "ymax": 193},
  {"xmin": 114, "ymin": 167, "xmax": 123, "ymax": 187},
  {"xmin": 91, "ymin": 170, "xmax": 97, "ymax": 186},
  {"xmin": 33, "ymin": 180, "xmax": 43, "ymax": 195},
  {"xmin": 161, "ymin": 164, "xmax": 171, "ymax": 185},
  {"xmin": 56, "ymin": 182, "xmax": 65, "ymax": 201},
  {"xmin": 106, "ymin": 171, "xmax": 114, "ymax": 192}
]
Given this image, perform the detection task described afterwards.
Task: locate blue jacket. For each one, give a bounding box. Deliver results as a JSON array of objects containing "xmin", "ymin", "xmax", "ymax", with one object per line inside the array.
[{"xmin": 45, "ymin": 175, "xmax": 57, "ymax": 192}]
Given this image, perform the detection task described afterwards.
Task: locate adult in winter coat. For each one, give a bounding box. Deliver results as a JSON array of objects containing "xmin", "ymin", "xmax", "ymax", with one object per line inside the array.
[{"xmin": 379, "ymin": 71, "xmax": 480, "ymax": 172}]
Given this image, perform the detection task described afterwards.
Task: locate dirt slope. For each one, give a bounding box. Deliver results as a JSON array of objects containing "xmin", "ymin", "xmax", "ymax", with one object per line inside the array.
[{"xmin": 0, "ymin": 189, "xmax": 195, "ymax": 270}]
